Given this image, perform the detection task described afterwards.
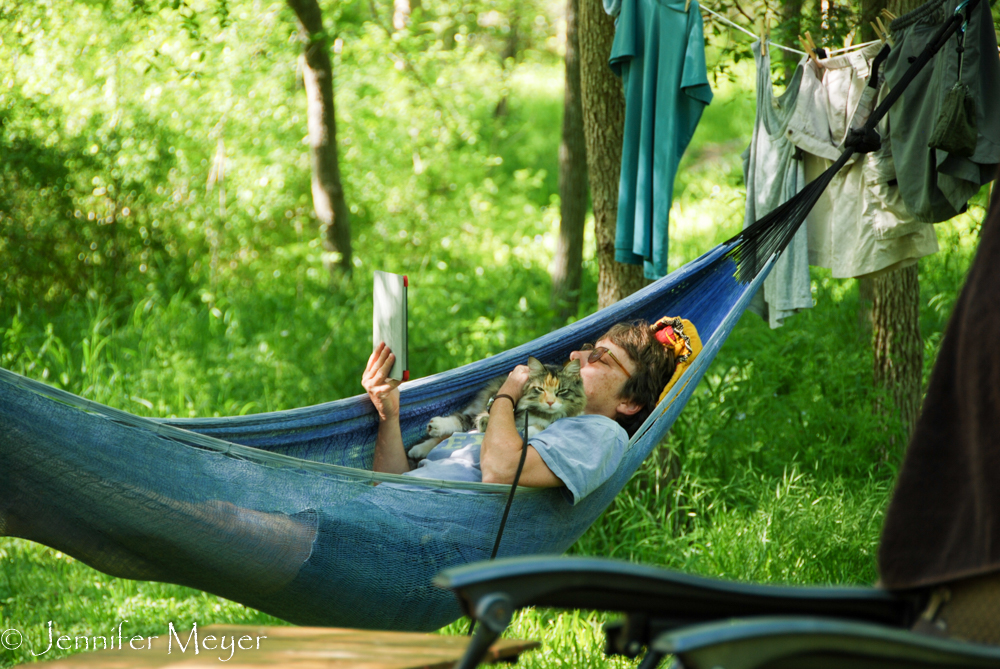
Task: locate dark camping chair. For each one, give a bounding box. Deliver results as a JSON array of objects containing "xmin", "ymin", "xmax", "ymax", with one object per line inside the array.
[
  {"xmin": 436, "ymin": 556, "xmax": 1000, "ymax": 668},
  {"xmin": 652, "ymin": 617, "xmax": 1000, "ymax": 669}
]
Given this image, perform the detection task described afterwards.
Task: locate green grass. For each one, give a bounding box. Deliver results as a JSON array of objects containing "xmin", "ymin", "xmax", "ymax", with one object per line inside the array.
[{"xmin": 0, "ymin": 52, "xmax": 990, "ymax": 669}]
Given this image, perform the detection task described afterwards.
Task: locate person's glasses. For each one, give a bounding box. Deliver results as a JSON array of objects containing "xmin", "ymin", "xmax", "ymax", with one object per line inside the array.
[{"xmin": 581, "ymin": 343, "xmax": 631, "ymax": 378}]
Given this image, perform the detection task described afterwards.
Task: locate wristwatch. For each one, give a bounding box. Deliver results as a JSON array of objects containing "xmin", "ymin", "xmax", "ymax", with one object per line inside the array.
[{"xmin": 485, "ymin": 394, "xmax": 516, "ymax": 413}]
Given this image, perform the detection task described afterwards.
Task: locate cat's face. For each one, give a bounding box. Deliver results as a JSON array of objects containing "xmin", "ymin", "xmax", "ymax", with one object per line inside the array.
[{"xmin": 521, "ymin": 357, "xmax": 586, "ymax": 417}]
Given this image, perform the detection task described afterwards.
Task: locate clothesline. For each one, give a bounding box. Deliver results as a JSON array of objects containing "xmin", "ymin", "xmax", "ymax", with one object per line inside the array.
[
  {"xmin": 699, "ymin": 4, "xmax": 806, "ymax": 55},
  {"xmin": 699, "ymin": 3, "xmax": 881, "ymax": 58},
  {"xmin": 827, "ymin": 39, "xmax": 882, "ymax": 55}
]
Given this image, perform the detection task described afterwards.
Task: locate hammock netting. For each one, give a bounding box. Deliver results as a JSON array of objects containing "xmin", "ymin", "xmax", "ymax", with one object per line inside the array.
[
  {"xmin": 0, "ymin": 4, "xmax": 973, "ymax": 631},
  {"xmin": 0, "ymin": 236, "xmax": 766, "ymax": 631}
]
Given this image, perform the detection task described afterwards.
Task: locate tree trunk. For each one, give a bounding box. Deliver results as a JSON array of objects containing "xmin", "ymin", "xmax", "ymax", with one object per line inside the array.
[
  {"xmin": 287, "ymin": 0, "xmax": 352, "ymax": 275},
  {"xmin": 862, "ymin": 0, "xmax": 923, "ymax": 443},
  {"xmin": 779, "ymin": 0, "xmax": 806, "ymax": 82},
  {"xmin": 551, "ymin": 0, "xmax": 588, "ymax": 321},
  {"xmin": 872, "ymin": 264, "xmax": 923, "ymax": 437},
  {"xmin": 578, "ymin": 0, "xmax": 645, "ymax": 309}
]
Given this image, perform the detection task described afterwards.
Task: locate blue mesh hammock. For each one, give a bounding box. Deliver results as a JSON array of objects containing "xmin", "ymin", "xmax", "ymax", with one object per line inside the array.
[
  {"xmin": 2, "ymin": 39, "xmax": 935, "ymax": 624},
  {"xmin": 0, "ymin": 213, "xmax": 799, "ymax": 631}
]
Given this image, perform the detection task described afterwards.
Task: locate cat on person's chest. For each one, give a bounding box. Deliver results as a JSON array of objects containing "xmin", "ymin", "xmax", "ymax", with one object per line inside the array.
[{"xmin": 407, "ymin": 357, "xmax": 585, "ymax": 460}]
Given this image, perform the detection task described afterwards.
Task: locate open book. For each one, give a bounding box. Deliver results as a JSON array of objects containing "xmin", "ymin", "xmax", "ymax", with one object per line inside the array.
[{"xmin": 373, "ymin": 270, "xmax": 408, "ymax": 381}]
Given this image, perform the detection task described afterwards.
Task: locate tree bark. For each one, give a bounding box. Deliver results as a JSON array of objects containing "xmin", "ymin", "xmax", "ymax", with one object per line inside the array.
[
  {"xmin": 287, "ymin": 0, "xmax": 352, "ymax": 275},
  {"xmin": 779, "ymin": 0, "xmax": 806, "ymax": 82},
  {"xmin": 872, "ymin": 264, "xmax": 923, "ymax": 437},
  {"xmin": 551, "ymin": 0, "xmax": 588, "ymax": 321},
  {"xmin": 578, "ymin": 0, "xmax": 645, "ymax": 309},
  {"xmin": 862, "ymin": 0, "xmax": 923, "ymax": 443}
]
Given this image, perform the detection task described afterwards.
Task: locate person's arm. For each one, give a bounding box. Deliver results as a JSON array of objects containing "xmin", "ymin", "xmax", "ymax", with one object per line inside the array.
[
  {"xmin": 362, "ymin": 342, "xmax": 413, "ymax": 474},
  {"xmin": 479, "ymin": 365, "xmax": 562, "ymax": 488}
]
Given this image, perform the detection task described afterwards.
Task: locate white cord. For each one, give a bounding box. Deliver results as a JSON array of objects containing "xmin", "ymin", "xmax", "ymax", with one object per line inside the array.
[
  {"xmin": 699, "ymin": 4, "xmax": 807, "ymax": 55},
  {"xmin": 699, "ymin": 2, "xmax": 882, "ymax": 58},
  {"xmin": 826, "ymin": 39, "xmax": 882, "ymax": 54}
]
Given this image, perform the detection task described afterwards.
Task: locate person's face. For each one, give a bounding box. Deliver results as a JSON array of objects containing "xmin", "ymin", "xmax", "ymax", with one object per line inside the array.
[{"xmin": 569, "ymin": 337, "xmax": 637, "ymax": 418}]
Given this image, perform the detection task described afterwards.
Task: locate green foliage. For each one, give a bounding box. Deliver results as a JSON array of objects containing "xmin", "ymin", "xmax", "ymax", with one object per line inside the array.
[
  {"xmin": 0, "ymin": 2, "xmax": 991, "ymax": 668},
  {"xmin": 0, "ymin": 88, "xmax": 186, "ymax": 305}
]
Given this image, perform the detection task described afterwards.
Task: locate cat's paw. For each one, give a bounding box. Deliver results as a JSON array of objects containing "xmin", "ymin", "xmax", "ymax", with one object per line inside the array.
[
  {"xmin": 474, "ymin": 413, "xmax": 490, "ymax": 432},
  {"xmin": 408, "ymin": 437, "xmax": 441, "ymax": 460},
  {"xmin": 427, "ymin": 415, "xmax": 462, "ymax": 438}
]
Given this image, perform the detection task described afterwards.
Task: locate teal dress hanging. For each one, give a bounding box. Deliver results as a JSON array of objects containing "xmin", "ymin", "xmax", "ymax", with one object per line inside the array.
[{"xmin": 610, "ymin": 0, "xmax": 713, "ymax": 280}]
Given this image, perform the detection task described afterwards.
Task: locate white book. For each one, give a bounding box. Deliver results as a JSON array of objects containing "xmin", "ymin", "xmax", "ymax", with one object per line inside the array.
[{"xmin": 373, "ymin": 270, "xmax": 409, "ymax": 381}]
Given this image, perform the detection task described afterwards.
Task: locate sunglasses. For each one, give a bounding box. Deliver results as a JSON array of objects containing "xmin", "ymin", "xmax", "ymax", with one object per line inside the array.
[{"xmin": 581, "ymin": 343, "xmax": 631, "ymax": 378}]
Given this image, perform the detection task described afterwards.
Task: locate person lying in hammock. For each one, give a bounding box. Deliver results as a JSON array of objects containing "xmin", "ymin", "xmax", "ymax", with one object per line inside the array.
[{"xmin": 362, "ymin": 321, "xmax": 676, "ymax": 503}]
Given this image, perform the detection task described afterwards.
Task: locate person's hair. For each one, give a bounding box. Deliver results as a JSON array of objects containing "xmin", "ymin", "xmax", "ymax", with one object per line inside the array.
[{"xmin": 600, "ymin": 320, "xmax": 677, "ymax": 437}]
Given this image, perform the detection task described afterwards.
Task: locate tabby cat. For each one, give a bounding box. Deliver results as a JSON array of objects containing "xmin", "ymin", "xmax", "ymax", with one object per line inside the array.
[{"xmin": 407, "ymin": 357, "xmax": 585, "ymax": 460}]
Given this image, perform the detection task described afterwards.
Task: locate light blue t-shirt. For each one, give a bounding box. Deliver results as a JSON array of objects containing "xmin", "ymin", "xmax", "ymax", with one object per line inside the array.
[{"xmin": 402, "ymin": 415, "xmax": 629, "ymax": 505}]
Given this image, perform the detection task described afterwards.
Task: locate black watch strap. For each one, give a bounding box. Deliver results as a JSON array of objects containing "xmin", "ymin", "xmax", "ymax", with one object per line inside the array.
[{"xmin": 487, "ymin": 394, "xmax": 516, "ymax": 412}]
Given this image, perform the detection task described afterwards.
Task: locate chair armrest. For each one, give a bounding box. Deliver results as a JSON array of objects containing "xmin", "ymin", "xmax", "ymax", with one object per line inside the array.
[
  {"xmin": 653, "ymin": 616, "xmax": 1000, "ymax": 669},
  {"xmin": 436, "ymin": 555, "xmax": 918, "ymax": 630}
]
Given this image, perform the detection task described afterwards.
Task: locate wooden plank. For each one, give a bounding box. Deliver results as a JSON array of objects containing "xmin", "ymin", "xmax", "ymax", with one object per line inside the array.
[{"xmin": 13, "ymin": 625, "xmax": 540, "ymax": 669}]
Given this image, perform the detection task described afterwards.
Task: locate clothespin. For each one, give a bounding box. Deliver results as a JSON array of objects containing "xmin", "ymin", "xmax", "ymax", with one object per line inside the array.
[
  {"xmin": 759, "ymin": 16, "xmax": 770, "ymax": 57},
  {"xmin": 871, "ymin": 20, "xmax": 886, "ymax": 43},
  {"xmin": 806, "ymin": 31, "xmax": 828, "ymax": 59},
  {"xmin": 799, "ymin": 35, "xmax": 817, "ymax": 66},
  {"xmin": 879, "ymin": 8, "xmax": 897, "ymax": 39},
  {"xmin": 875, "ymin": 16, "xmax": 894, "ymax": 46},
  {"xmin": 799, "ymin": 31, "xmax": 823, "ymax": 67}
]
